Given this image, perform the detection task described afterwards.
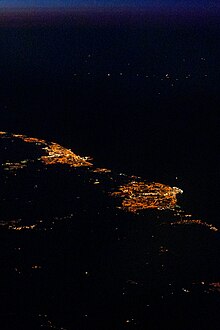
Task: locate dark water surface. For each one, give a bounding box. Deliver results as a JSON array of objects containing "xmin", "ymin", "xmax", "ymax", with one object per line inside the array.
[{"xmin": 0, "ymin": 16, "xmax": 219, "ymax": 329}]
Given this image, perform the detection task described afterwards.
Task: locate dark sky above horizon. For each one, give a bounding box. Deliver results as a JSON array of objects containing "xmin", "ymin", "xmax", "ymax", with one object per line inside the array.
[{"xmin": 0, "ymin": 0, "xmax": 219, "ymax": 10}]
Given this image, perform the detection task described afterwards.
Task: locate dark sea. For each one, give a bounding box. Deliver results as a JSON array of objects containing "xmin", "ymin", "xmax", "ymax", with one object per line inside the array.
[{"xmin": 0, "ymin": 12, "xmax": 219, "ymax": 329}]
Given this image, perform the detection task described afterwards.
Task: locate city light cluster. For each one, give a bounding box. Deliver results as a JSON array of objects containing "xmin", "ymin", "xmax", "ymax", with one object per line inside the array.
[
  {"xmin": 170, "ymin": 219, "xmax": 218, "ymax": 232},
  {"xmin": 0, "ymin": 131, "xmax": 218, "ymax": 236},
  {"xmin": 21, "ymin": 136, "xmax": 46, "ymax": 145},
  {"xmin": 11, "ymin": 133, "xmax": 93, "ymax": 168},
  {"xmin": 93, "ymin": 168, "xmax": 111, "ymax": 173},
  {"xmin": 41, "ymin": 143, "xmax": 93, "ymax": 167},
  {"xmin": 3, "ymin": 162, "xmax": 27, "ymax": 171},
  {"xmin": 8, "ymin": 224, "xmax": 37, "ymax": 231},
  {"xmin": 111, "ymin": 181, "xmax": 183, "ymax": 213}
]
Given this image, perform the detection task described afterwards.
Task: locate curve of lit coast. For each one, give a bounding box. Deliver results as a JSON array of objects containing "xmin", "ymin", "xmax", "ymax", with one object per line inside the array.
[
  {"xmin": 0, "ymin": 131, "xmax": 218, "ymax": 232},
  {"xmin": 1, "ymin": 131, "xmax": 182, "ymax": 212},
  {"xmin": 111, "ymin": 181, "xmax": 183, "ymax": 213},
  {"xmin": 12, "ymin": 133, "xmax": 93, "ymax": 168}
]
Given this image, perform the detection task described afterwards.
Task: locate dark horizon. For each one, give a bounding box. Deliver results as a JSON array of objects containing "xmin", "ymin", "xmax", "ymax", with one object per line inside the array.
[{"xmin": 1, "ymin": 6, "xmax": 220, "ymax": 27}]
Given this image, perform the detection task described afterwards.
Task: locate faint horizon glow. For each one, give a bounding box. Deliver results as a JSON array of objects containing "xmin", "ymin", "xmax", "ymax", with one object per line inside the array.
[{"xmin": 0, "ymin": 0, "xmax": 220, "ymax": 11}]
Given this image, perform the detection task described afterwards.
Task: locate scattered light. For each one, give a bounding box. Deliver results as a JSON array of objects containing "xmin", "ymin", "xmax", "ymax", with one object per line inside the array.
[{"xmin": 170, "ymin": 219, "xmax": 218, "ymax": 232}]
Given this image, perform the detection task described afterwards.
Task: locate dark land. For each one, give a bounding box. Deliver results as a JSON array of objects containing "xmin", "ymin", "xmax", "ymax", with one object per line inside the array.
[{"xmin": 0, "ymin": 11, "xmax": 219, "ymax": 329}]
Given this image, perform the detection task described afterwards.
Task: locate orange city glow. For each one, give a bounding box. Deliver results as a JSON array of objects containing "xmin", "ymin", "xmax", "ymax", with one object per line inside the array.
[{"xmin": 111, "ymin": 181, "xmax": 183, "ymax": 213}]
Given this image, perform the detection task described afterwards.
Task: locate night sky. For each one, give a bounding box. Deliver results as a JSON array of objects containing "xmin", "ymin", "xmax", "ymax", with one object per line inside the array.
[{"xmin": 0, "ymin": 0, "xmax": 220, "ymax": 10}]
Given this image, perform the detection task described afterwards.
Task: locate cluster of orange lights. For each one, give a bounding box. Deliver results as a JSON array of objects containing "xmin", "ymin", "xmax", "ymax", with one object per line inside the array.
[
  {"xmin": 41, "ymin": 143, "xmax": 93, "ymax": 168},
  {"xmin": 0, "ymin": 218, "xmax": 37, "ymax": 231},
  {"xmin": 0, "ymin": 131, "xmax": 219, "ymax": 234},
  {"xmin": 170, "ymin": 219, "xmax": 218, "ymax": 232},
  {"xmin": 111, "ymin": 181, "xmax": 183, "ymax": 213},
  {"xmin": 3, "ymin": 162, "xmax": 27, "ymax": 171},
  {"xmin": 22, "ymin": 137, "xmax": 46, "ymax": 145},
  {"xmin": 8, "ymin": 224, "xmax": 37, "ymax": 231},
  {"xmin": 93, "ymin": 168, "xmax": 111, "ymax": 173},
  {"xmin": 11, "ymin": 133, "xmax": 93, "ymax": 168}
]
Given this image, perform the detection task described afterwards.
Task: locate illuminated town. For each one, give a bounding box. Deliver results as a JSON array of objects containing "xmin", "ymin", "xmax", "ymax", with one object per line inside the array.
[
  {"xmin": 11, "ymin": 133, "xmax": 93, "ymax": 168},
  {"xmin": 93, "ymin": 167, "xmax": 112, "ymax": 173},
  {"xmin": 170, "ymin": 219, "xmax": 218, "ymax": 232},
  {"xmin": 0, "ymin": 131, "xmax": 218, "ymax": 236},
  {"xmin": 111, "ymin": 181, "xmax": 183, "ymax": 213},
  {"xmin": 41, "ymin": 143, "xmax": 93, "ymax": 168},
  {"xmin": 3, "ymin": 161, "xmax": 27, "ymax": 171},
  {"xmin": 12, "ymin": 134, "xmax": 47, "ymax": 145}
]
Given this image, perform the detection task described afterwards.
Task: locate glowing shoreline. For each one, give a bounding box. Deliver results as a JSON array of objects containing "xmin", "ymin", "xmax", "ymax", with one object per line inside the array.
[
  {"xmin": 111, "ymin": 181, "xmax": 183, "ymax": 213},
  {"xmin": 0, "ymin": 131, "xmax": 218, "ymax": 233}
]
